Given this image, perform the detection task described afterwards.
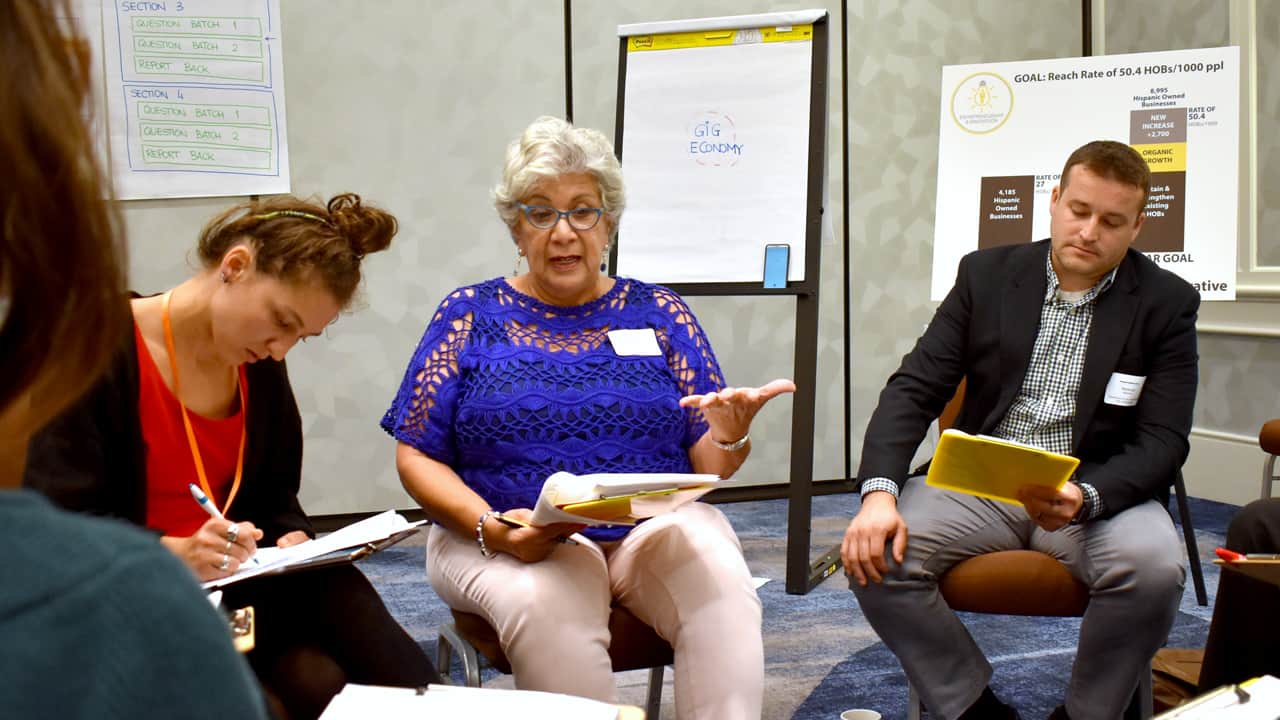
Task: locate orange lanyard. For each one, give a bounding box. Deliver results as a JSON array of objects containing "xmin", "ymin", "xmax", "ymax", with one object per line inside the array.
[{"xmin": 161, "ymin": 291, "xmax": 246, "ymax": 516}]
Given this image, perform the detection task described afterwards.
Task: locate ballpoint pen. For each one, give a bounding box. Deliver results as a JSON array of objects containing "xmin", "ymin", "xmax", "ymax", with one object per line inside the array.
[
  {"xmin": 189, "ymin": 482, "xmax": 225, "ymax": 520},
  {"xmin": 492, "ymin": 512, "xmax": 580, "ymax": 546},
  {"xmin": 191, "ymin": 483, "xmax": 259, "ymax": 565}
]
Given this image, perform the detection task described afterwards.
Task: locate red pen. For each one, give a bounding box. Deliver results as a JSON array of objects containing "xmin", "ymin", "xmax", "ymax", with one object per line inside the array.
[{"xmin": 1215, "ymin": 547, "xmax": 1245, "ymax": 562}]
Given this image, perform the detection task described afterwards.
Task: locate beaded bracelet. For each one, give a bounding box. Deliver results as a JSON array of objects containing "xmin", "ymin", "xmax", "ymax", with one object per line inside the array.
[
  {"xmin": 710, "ymin": 432, "xmax": 750, "ymax": 452},
  {"xmin": 475, "ymin": 509, "xmax": 501, "ymax": 558}
]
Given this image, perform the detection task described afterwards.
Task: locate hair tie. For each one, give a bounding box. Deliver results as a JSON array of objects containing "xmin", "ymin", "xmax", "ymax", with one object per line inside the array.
[{"xmin": 255, "ymin": 210, "xmax": 333, "ymax": 226}]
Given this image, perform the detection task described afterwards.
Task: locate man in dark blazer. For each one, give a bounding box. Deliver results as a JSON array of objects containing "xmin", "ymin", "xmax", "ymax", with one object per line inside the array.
[{"xmin": 841, "ymin": 140, "xmax": 1199, "ymax": 720}]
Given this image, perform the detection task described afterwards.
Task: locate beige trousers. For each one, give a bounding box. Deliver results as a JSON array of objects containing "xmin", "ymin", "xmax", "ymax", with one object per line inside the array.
[{"xmin": 426, "ymin": 502, "xmax": 764, "ymax": 720}]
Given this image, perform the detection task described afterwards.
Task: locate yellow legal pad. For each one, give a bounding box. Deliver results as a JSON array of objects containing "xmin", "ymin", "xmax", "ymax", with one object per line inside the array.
[
  {"xmin": 559, "ymin": 485, "xmax": 708, "ymax": 524},
  {"xmin": 925, "ymin": 429, "xmax": 1080, "ymax": 504}
]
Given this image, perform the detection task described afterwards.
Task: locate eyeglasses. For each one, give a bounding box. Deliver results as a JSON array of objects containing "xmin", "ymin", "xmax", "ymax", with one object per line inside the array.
[{"xmin": 516, "ymin": 202, "xmax": 604, "ymax": 230}]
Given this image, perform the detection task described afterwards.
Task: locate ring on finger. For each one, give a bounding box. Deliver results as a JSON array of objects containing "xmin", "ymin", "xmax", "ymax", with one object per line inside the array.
[
  {"xmin": 225, "ymin": 523, "xmax": 239, "ymax": 543},
  {"xmin": 218, "ymin": 553, "xmax": 230, "ymax": 571},
  {"xmin": 224, "ymin": 537, "xmax": 234, "ymax": 554}
]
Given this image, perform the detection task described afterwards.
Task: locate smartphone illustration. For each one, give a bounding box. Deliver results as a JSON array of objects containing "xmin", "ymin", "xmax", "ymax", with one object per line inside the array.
[{"xmin": 763, "ymin": 243, "xmax": 790, "ymax": 288}]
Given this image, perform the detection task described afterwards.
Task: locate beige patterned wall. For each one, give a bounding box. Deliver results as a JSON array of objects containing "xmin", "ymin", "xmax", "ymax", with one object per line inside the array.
[
  {"xmin": 1104, "ymin": 0, "xmax": 1229, "ymax": 54},
  {"xmin": 842, "ymin": 0, "xmax": 1080, "ymax": 467},
  {"xmin": 117, "ymin": 2, "xmax": 1271, "ymax": 514},
  {"xmin": 1255, "ymin": 0, "xmax": 1280, "ymax": 267},
  {"xmin": 121, "ymin": 0, "xmax": 567, "ymax": 515},
  {"xmin": 1105, "ymin": 1, "xmax": 1280, "ymax": 502}
]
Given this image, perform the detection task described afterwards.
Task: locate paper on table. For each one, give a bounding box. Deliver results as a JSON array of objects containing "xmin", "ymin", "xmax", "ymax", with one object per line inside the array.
[
  {"xmin": 203, "ymin": 510, "xmax": 423, "ymax": 589},
  {"xmin": 1154, "ymin": 675, "xmax": 1280, "ymax": 718},
  {"xmin": 530, "ymin": 471, "xmax": 721, "ymax": 526},
  {"xmin": 319, "ymin": 684, "xmax": 622, "ymax": 720},
  {"xmin": 925, "ymin": 429, "xmax": 1079, "ymax": 505}
]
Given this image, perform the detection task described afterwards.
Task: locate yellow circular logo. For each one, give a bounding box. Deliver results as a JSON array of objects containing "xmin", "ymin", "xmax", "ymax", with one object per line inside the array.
[{"xmin": 950, "ymin": 72, "xmax": 1014, "ymax": 134}]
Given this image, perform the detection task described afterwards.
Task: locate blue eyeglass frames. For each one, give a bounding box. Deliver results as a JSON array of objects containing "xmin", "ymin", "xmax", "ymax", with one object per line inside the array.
[{"xmin": 516, "ymin": 202, "xmax": 605, "ymax": 230}]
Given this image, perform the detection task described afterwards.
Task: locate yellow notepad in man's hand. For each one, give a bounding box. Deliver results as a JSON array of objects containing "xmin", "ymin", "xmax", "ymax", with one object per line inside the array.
[{"xmin": 925, "ymin": 429, "xmax": 1079, "ymax": 504}]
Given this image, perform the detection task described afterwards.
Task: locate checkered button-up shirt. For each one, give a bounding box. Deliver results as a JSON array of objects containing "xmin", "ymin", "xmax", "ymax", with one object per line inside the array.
[{"xmin": 861, "ymin": 255, "xmax": 1116, "ymax": 521}]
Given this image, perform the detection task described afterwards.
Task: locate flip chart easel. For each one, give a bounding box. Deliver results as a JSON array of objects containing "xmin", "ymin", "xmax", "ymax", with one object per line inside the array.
[{"xmin": 613, "ymin": 9, "xmax": 834, "ymax": 594}]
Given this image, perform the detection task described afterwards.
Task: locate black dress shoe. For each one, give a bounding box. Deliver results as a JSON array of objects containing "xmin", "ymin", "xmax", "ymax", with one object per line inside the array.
[{"xmin": 958, "ymin": 686, "xmax": 1022, "ymax": 720}]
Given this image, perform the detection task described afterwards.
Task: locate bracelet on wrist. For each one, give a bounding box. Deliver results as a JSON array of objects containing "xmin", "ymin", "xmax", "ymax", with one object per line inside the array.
[
  {"xmin": 475, "ymin": 509, "xmax": 500, "ymax": 558},
  {"xmin": 710, "ymin": 432, "xmax": 749, "ymax": 452}
]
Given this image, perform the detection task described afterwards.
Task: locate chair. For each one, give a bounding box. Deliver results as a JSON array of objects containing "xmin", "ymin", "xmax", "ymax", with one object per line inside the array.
[
  {"xmin": 1172, "ymin": 469, "xmax": 1208, "ymax": 606},
  {"xmin": 904, "ymin": 550, "xmax": 1153, "ymax": 720},
  {"xmin": 936, "ymin": 379, "xmax": 1206, "ymax": 605},
  {"xmin": 1259, "ymin": 419, "xmax": 1280, "ymax": 499},
  {"xmin": 901, "ymin": 381, "xmax": 1205, "ymax": 718},
  {"xmin": 436, "ymin": 605, "xmax": 673, "ymax": 719}
]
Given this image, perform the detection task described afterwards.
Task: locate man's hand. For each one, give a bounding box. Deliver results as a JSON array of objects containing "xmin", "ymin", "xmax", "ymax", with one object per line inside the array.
[
  {"xmin": 1018, "ymin": 482, "xmax": 1084, "ymax": 532},
  {"xmin": 841, "ymin": 491, "xmax": 908, "ymax": 587}
]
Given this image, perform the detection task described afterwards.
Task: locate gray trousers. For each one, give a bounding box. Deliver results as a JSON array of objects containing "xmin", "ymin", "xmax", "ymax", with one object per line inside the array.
[{"xmin": 850, "ymin": 481, "xmax": 1184, "ymax": 720}]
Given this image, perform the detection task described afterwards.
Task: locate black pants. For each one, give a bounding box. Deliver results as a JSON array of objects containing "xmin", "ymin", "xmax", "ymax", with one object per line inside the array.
[
  {"xmin": 1198, "ymin": 498, "xmax": 1280, "ymax": 690},
  {"xmin": 222, "ymin": 564, "xmax": 441, "ymax": 719}
]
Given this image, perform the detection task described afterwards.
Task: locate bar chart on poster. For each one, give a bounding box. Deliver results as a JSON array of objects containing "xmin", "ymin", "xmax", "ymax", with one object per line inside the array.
[
  {"xmin": 100, "ymin": 0, "xmax": 290, "ymax": 199},
  {"xmin": 932, "ymin": 46, "xmax": 1239, "ymax": 300}
]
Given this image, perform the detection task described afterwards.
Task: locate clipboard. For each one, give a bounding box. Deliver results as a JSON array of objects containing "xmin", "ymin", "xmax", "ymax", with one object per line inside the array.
[
  {"xmin": 925, "ymin": 429, "xmax": 1080, "ymax": 504},
  {"xmin": 559, "ymin": 485, "xmax": 709, "ymax": 523},
  {"xmin": 246, "ymin": 526, "xmax": 422, "ymax": 579},
  {"xmin": 530, "ymin": 472, "xmax": 721, "ymax": 526},
  {"xmin": 204, "ymin": 512, "xmax": 425, "ymax": 589}
]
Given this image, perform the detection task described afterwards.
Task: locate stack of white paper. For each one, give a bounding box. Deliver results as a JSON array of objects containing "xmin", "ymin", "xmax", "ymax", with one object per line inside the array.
[
  {"xmin": 203, "ymin": 510, "xmax": 423, "ymax": 589},
  {"xmin": 1156, "ymin": 675, "xmax": 1280, "ymax": 719},
  {"xmin": 319, "ymin": 683, "xmax": 622, "ymax": 719},
  {"xmin": 530, "ymin": 471, "xmax": 721, "ymax": 526}
]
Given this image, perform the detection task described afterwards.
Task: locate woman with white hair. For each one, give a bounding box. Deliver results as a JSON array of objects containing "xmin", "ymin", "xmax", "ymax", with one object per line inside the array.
[{"xmin": 382, "ymin": 116, "xmax": 793, "ymax": 719}]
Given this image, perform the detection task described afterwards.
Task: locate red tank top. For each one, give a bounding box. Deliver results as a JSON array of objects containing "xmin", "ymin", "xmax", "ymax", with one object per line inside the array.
[{"xmin": 135, "ymin": 322, "xmax": 246, "ymax": 536}]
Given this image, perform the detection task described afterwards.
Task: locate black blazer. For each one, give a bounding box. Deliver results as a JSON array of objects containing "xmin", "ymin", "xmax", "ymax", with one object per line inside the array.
[
  {"xmin": 23, "ymin": 309, "xmax": 313, "ymax": 544},
  {"xmin": 857, "ymin": 240, "xmax": 1200, "ymax": 518}
]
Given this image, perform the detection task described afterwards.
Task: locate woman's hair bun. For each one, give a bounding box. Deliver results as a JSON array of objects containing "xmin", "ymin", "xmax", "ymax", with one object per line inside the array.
[{"xmin": 327, "ymin": 192, "xmax": 396, "ymax": 257}]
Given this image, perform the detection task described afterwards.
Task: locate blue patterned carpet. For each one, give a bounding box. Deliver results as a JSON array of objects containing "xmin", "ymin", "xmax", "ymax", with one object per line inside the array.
[{"xmin": 356, "ymin": 494, "xmax": 1236, "ymax": 719}]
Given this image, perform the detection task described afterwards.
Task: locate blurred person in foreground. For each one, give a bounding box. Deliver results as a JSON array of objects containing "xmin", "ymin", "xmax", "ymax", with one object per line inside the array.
[
  {"xmin": 24, "ymin": 190, "xmax": 444, "ymax": 720},
  {"xmin": 0, "ymin": 1, "xmax": 266, "ymax": 717}
]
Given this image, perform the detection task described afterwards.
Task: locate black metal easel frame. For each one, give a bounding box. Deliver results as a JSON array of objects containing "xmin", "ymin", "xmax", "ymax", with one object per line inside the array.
[{"xmin": 612, "ymin": 14, "xmax": 835, "ymax": 595}]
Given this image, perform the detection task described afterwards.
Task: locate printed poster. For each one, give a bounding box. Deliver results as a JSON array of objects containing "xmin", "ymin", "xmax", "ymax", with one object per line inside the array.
[
  {"xmin": 101, "ymin": 0, "xmax": 290, "ymax": 199},
  {"xmin": 934, "ymin": 47, "xmax": 1239, "ymax": 300}
]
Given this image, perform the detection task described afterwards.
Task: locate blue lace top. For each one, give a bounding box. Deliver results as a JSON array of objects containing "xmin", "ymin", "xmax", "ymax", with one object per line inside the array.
[{"xmin": 381, "ymin": 276, "xmax": 725, "ymax": 541}]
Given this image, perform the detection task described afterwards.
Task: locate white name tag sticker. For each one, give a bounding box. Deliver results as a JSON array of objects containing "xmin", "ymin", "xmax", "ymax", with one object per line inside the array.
[
  {"xmin": 1104, "ymin": 372, "xmax": 1146, "ymax": 407},
  {"xmin": 607, "ymin": 329, "xmax": 662, "ymax": 356}
]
